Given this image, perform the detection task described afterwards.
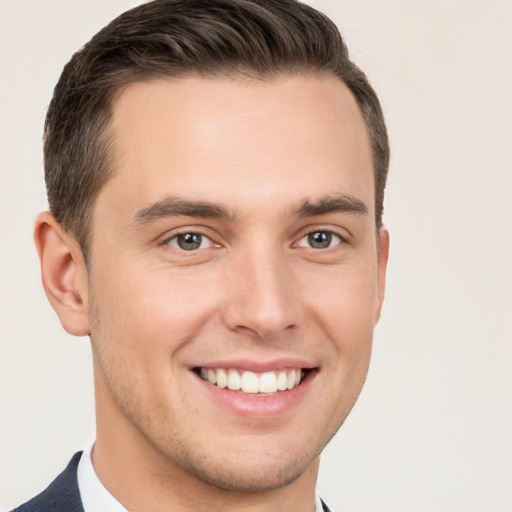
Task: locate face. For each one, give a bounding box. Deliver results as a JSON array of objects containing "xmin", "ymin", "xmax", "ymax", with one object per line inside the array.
[{"xmin": 86, "ymin": 75, "xmax": 388, "ymax": 492}]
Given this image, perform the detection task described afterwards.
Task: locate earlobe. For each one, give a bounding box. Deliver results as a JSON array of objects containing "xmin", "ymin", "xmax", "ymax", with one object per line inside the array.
[
  {"xmin": 34, "ymin": 212, "xmax": 90, "ymax": 336},
  {"xmin": 374, "ymin": 228, "xmax": 390, "ymax": 324}
]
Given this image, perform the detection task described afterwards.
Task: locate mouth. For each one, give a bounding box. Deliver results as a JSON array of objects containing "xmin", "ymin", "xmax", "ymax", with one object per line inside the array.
[{"xmin": 194, "ymin": 367, "xmax": 311, "ymax": 395}]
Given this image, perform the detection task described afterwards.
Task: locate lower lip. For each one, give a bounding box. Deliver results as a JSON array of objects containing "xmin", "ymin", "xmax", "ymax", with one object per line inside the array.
[{"xmin": 194, "ymin": 370, "xmax": 316, "ymax": 418}]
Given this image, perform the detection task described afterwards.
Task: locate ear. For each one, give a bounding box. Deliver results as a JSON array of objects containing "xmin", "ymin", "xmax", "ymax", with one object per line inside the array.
[
  {"xmin": 374, "ymin": 227, "xmax": 389, "ymax": 324},
  {"xmin": 34, "ymin": 212, "xmax": 90, "ymax": 336}
]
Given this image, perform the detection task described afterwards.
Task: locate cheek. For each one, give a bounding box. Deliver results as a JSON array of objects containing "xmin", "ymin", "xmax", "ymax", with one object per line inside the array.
[
  {"xmin": 306, "ymin": 285, "xmax": 376, "ymax": 438},
  {"xmin": 305, "ymin": 264, "xmax": 379, "ymax": 345},
  {"xmin": 303, "ymin": 264, "xmax": 377, "ymax": 418},
  {"xmin": 88, "ymin": 264, "xmax": 221, "ymax": 361}
]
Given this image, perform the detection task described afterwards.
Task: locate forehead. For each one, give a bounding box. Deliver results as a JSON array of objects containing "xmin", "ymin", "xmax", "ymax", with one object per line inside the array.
[{"xmin": 100, "ymin": 74, "xmax": 374, "ymax": 220}]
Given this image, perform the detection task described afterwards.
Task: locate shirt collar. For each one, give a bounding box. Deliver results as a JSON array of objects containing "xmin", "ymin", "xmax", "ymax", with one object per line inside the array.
[{"xmin": 77, "ymin": 442, "xmax": 128, "ymax": 512}]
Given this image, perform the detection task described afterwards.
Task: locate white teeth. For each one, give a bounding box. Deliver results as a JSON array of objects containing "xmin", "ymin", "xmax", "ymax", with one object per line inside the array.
[
  {"xmin": 277, "ymin": 371, "xmax": 288, "ymax": 391},
  {"xmin": 199, "ymin": 367, "xmax": 305, "ymax": 394},
  {"xmin": 241, "ymin": 371, "xmax": 259, "ymax": 393},
  {"xmin": 207, "ymin": 369, "xmax": 217, "ymax": 384},
  {"xmin": 216, "ymin": 368, "xmax": 227, "ymax": 389},
  {"xmin": 259, "ymin": 372, "xmax": 278, "ymax": 393},
  {"xmin": 227, "ymin": 369, "xmax": 242, "ymax": 390},
  {"xmin": 286, "ymin": 370, "xmax": 296, "ymax": 390}
]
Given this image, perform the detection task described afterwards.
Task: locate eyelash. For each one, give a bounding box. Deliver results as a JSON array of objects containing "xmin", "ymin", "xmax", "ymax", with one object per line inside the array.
[
  {"xmin": 295, "ymin": 230, "xmax": 344, "ymax": 250},
  {"xmin": 162, "ymin": 230, "xmax": 217, "ymax": 252},
  {"xmin": 161, "ymin": 227, "xmax": 348, "ymax": 253}
]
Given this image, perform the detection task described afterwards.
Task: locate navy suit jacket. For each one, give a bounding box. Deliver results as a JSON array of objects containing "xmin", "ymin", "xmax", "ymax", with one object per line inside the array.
[
  {"xmin": 11, "ymin": 452, "xmax": 84, "ymax": 512},
  {"xmin": 11, "ymin": 452, "xmax": 332, "ymax": 511}
]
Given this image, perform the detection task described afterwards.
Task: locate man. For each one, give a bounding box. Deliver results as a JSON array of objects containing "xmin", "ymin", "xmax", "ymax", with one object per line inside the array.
[{"xmin": 12, "ymin": 0, "xmax": 389, "ymax": 510}]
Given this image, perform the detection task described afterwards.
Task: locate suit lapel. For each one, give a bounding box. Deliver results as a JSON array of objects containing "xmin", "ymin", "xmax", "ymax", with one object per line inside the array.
[
  {"xmin": 11, "ymin": 452, "xmax": 85, "ymax": 512},
  {"xmin": 321, "ymin": 497, "xmax": 333, "ymax": 512}
]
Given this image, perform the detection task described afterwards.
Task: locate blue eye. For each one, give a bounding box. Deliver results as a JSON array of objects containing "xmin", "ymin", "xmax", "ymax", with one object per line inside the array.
[
  {"xmin": 167, "ymin": 233, "xmax": 213, "ymax": 251},
  {"xmin": 298, "ymin": 231, "xmax": 342, "ymax": 249}
]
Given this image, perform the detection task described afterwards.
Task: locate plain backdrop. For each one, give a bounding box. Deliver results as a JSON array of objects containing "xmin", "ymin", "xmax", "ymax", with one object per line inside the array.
[{"xmin": 1, "ymin": 1, "xmax": 511, "ymax": 511}]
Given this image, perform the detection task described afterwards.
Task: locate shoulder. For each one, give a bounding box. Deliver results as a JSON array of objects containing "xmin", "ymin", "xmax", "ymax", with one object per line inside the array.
[{"xmin": 10, "ymin": 452, "xmax": 84, "ymax": 512}]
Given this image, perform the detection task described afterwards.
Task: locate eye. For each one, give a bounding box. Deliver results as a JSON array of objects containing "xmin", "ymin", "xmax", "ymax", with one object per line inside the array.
[
  {"xmin": 297, "ymin": 230, "xmax": 342, "ymax": 249},
  {"xmin": 167, "ymin": 232, "xmax": 213, "ymax": 251}
]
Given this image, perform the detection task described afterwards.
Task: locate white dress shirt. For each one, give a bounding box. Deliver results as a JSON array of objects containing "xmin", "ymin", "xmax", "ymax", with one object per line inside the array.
[
  {"xmin": 77, "ymin": 442, "xmax": 325, "ymax": 512},
  {"xmin": 77, "ymin": 443, "xmax": 128, "ymax": 512}
]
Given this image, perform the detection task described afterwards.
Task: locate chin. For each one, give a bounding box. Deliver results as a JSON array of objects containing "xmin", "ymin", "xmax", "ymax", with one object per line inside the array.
[
  {"xmin": 178, "ymin": 450, "xmax": 317, "ymax": 492},
  {"xmin": 155, "ymin": 432, "xmax": 322, "ymax": 493}
]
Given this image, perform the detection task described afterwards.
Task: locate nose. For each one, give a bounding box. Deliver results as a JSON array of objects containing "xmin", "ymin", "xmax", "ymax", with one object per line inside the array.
[{"xmin": 220, "ymin": 245, "xmax": 300, "ymax": 340}]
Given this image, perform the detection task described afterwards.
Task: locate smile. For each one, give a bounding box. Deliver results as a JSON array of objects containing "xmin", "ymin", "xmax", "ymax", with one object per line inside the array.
[{"xmin": 197, "ymin": 367, "xmax": 305, "ymax": 394}]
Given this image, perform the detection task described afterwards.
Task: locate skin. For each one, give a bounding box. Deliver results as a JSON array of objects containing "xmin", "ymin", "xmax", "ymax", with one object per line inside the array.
[{"xmin": 36, "ymin": 74, "xmax": 389, "ymax": 512}]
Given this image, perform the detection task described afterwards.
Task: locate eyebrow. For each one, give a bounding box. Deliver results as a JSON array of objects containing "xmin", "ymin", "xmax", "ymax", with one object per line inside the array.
[
  {"xmin": 295, "ymin": 194, "xmax": 368, "ymax": 217},
  {"xmin": 132, "ymin": 196, "xmax": 233, "ymax": 225},
  {"xmin": 131, "ymin": 192, "xmax": 368, "ymax": 227}
]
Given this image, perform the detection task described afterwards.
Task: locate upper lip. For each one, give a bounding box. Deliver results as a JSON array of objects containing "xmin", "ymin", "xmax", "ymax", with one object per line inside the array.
[{"xmin": 191, "ymin": 358, "xmax": 317, "ymax": 372}]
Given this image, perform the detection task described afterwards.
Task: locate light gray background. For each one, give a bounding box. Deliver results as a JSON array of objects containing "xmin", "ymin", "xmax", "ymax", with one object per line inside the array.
[{"xmin": 1, "ymin": 1, "xmax": 511, "ymax": 510}]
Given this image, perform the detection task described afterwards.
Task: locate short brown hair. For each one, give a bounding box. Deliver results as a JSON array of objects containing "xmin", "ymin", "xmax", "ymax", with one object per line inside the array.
[{"xmin": 44, "ymin": 0, "xmax": 389, "ymax": 256}]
